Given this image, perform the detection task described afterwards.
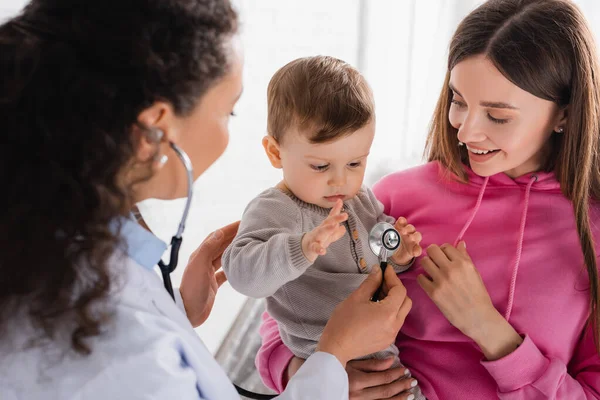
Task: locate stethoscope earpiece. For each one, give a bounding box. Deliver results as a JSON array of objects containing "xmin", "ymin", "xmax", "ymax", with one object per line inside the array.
[{"xmin": 147, "ymin": 127, "xmax": 165, "ymax": 143}]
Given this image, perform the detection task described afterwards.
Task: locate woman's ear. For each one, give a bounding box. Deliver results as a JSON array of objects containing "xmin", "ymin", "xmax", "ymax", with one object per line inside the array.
[
  {"xmin": 262, "ymin": 135, "xmax": 283, "ymax": 168},
  {"xmin": 134, "ymin": 102, "xmax": 176, "ymax": 162},
  {"xmin": 554, "ymin": 106, "xmax": 568, "ymax": 133}
]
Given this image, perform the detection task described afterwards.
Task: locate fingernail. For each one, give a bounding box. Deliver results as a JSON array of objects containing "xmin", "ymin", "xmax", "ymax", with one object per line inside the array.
[
  {"xmin": 407, "ymin": 395, "xmax": 415, "ymax": 400},
  {"xmin": 404, "ymin": 368, "xmax": 410, "ymax": 376},
  {"xmin": 211, "ymin": 229, "xmax": 223, "ymax": 241},
  {"xmin": 411, "ymin": 379, "xmax": 418, "ymax": 387}
]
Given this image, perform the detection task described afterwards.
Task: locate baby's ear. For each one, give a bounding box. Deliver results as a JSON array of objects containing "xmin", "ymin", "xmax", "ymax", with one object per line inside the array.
[{"xmin": 262, "ymin": 135, "xmax": 283, "ymax": 168}]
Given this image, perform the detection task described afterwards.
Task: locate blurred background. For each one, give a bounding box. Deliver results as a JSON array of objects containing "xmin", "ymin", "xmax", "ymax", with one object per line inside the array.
[{"xmin": 3, "ymin": 0, "xmax": 600, "ymax": 396}]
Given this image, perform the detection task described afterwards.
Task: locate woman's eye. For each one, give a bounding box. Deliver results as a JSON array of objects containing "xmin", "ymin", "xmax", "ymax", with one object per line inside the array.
[
  {"xmin": 310, "ymin": 164, "xmax": 329, "ymax": 171},
  {"xmin": 487, "ymin": 113, "xmax": 510, "ymax": 124},
  {"xmin": 450, "ymin": 99, "xmax": 466, "ymax": 109}
]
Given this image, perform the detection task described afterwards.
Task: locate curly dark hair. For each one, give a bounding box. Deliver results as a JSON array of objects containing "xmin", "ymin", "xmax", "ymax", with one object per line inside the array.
[{"xmin": 0, "ymin": 0, "xmax": 238, "ymax": 354}]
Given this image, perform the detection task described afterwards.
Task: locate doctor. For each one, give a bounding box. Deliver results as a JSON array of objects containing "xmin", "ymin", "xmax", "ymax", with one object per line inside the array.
[{"xmin": 0, "ymin": 0, "xmax": 413, "ymax": 399}]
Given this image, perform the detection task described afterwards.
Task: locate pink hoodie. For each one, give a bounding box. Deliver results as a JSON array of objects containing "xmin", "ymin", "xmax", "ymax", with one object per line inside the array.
[{"xmin": 256, "ymin": 161, "xmax": 600, "ymax": 399}]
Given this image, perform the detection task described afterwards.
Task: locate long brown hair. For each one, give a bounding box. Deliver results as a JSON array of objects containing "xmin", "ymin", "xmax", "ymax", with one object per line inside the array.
[
  {"xmin": 0, "ymin": 0, "xmax": 237, "ymax": 354},
  {"xmin": 426, "ymin": 0, "xmax": 600, "ymax": 351}
]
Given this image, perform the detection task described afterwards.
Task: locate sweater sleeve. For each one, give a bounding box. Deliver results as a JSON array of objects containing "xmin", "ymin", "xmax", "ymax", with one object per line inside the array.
[
  {"xmin": 222, "ymin": 191, "xmax": 313, "ymax": 298},
  {"xmin": 256, "ymin": 311, "xmax": 295, "ymax": 393},
  {"xmin": 481, "ymin": 327, "xmax": 600, "ymax": 399}
]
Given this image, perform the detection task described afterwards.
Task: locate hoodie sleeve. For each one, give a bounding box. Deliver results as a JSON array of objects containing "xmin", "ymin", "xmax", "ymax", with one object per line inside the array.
[
  {"xmin": 482, "ymin": 327, "xmax": 600, "ymax": 399},
  {"xmin": 256, "ymin": 311, "xmax": 295, "ymax": 393}
]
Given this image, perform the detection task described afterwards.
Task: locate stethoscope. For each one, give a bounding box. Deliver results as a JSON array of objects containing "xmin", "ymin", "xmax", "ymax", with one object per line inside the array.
[
  {"xmin": 155, "ymin": 142, "xmax": 401, "ymax": 399},
  {"xmin": 368, "ymin": 222, "xmax": 401, "ymax": 301},
  {"xmin": 158, "ymin": 142, "xmax": 194, "ymax": 300},
  {"xmin": 153, "ymin": 142, "xmax": 279, "ymax": 399}
]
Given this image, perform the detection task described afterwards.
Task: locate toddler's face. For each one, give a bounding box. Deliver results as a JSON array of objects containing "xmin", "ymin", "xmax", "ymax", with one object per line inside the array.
[{"xmin": 278, "ymin": 120, "xmax": 375, "ymax": 208}]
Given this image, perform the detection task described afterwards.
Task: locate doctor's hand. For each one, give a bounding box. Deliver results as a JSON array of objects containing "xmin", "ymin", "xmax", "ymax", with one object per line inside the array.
[
  {"xmin": 179, "ymin": 221, "xmax": 240, "ymax": 328},
  {"xmin": 316, "ymin": 264, "xmax": 412, "ymax": 368}
]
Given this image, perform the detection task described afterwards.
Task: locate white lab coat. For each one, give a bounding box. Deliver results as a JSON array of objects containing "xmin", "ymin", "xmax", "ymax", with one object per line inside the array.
[{"xmin": 0, "ymin": 219, "xmax": 348, "ymax": 399}]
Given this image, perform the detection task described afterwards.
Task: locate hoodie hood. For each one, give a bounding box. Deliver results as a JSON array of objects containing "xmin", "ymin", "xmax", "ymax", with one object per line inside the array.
[{"xmin": 463, "ymin": 163, "xmax": 561, "ymax": 191}]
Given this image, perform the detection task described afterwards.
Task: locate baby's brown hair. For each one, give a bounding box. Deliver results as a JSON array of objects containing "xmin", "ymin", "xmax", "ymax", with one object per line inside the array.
[{"xmin": 267, "ymin": 55, "xmax": 374, "ymax": 144}]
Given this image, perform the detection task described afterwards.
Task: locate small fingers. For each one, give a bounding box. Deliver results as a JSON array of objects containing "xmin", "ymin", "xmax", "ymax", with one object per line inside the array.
[
  {"xmin": 311, "ymin": 241, "xmax": 327, "ymax": 255},
  {"xmin": 328, "ymin": 199, "xmax": 344, "ymax": 217},
  {"xmin": 399, "ymin": 224, "xmax": 416, "ymax": 236},
  {"xmin": 402, "ymin": 231, "xmax": 423, "ymax": 257},
  {"xmin": 395, "ymin": 217, "xmax": 408, "ymax": 229},
  {"xmin": 410, "ymin": 231, "xmax": 423, "ymax": 244},
  {"xmin": 330, "ymin": 225, "xmax": 347, "ymax": 242},
  {"xmin": 325, "ymin": 213, "xmax": 348, "ymax": 225},
  {"xmin": 411, "ymin": 243, "xmax": 423, "ymax": 257}
]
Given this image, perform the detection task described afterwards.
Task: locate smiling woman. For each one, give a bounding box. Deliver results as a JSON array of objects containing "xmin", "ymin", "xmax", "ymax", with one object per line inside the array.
[
  {"xmin": 258, "ymin": 1, "xmax": 600, "ymax": 399},
  {"xmin": 447, "ymin": 54, "xmax": 566, "ymax": 179}
]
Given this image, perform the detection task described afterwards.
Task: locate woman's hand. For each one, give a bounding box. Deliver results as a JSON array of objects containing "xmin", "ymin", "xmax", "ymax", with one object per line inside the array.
[
  {"xmin": 287, "ymin": 357, "xmax": 418, "ymax": 400},
  {"xmin": 179, "ymin": 221, "xmax": 240, "ymax": 327},
  {"xmin": 346, "ymin": 359, "xmax": 419, "ymax": 400},
  {"xmin": 417, "ymin": 242, "xmax": 523, "ymax": 360},
  {"xmin": 316, "ymin": 265, "xmax": 412, "ymax": 368}
]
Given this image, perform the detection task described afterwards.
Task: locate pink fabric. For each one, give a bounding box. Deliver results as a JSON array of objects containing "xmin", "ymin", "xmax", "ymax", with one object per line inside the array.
[
  {"xmin": 256, "ymin": 162, "xmax": 600, "ymax": 399},
  {"xmin": 256, "ymin": 311, "xmax": 294, "ymax": 392}
]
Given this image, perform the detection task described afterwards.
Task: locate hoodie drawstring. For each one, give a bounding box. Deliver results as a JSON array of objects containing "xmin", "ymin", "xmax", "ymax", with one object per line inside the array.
[
  {"xmin": 504, "ymin": 175, "xmax": 537, "ymax": 321},
  {"xmin": 453, "ymin": 174, "xmax": 537, "ymax": 322},
  {"xmin": 454, "ymin": 177, "xmax": 489, "ymax": 246}
]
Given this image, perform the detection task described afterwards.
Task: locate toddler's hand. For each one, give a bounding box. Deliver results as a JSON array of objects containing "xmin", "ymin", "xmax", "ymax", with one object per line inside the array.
[
  {"xmin": 391, "ymin": 217, "xmax": 423, "ymax": 266},
  {"xmin": 301, "ymin": 200, "xmax": 348, "ymax": 262}
]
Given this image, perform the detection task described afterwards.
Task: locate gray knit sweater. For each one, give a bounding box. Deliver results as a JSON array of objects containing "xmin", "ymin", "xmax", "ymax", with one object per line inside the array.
[{"xmin": 222, "ymin": 186, "xmax": 412, "ymax": 362}]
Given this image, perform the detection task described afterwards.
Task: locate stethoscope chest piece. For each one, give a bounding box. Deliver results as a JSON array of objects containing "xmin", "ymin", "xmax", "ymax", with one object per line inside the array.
[
  {"xmin": 368, "ymin": 222, "xmax": 401, "ymax": 261},
  {"xmin": 369, "ymin": 222, "xmax": 401, "ymax": 302}
]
